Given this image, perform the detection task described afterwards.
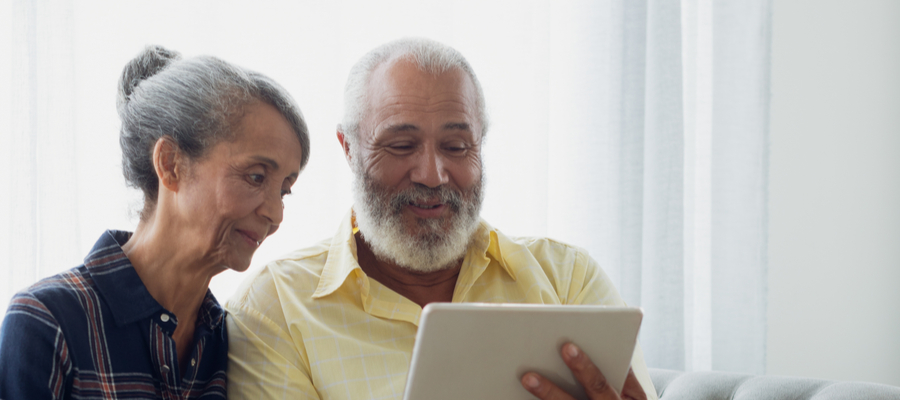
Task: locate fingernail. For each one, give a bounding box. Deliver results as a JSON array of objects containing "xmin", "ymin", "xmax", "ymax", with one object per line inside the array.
[
  {"xmin": 524, "ymin": 374, "xmax": 540, "ymax": 389},
  {"xmin": 566, "ymin": 343, "xmax": 581, "ymax": 359}
]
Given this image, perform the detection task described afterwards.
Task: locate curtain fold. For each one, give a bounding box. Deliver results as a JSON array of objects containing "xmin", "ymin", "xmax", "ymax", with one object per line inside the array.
[
  {"xmin": 545, "ymin": 0, "xmax": 770, "ymax": 374},
  {"xmin": 1, "ymin": 0, "xmax": 771, "ymax": 374},
  {"xmin": 3, "ymin": 0, "xmax": 81, "ymax": 311},
  {"xmin": 639, "ymin": 0, "xmax": 687, "ymax": 371},
  {"xmin": 709, "ymin": 0, "xmax": 772, "ymax": 373}
]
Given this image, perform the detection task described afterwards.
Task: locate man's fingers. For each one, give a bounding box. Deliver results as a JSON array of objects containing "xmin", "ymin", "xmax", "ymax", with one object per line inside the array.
[
  {"xmin": 620, "ymin": 368, "xmax": 648, "ymax": 400},
  {"xmin": 560, "ymin": 343, "xmax": 622, "ymax": 400},
  {"xmin": 521, "ymin": 343, "xmax": 627, "ymax": 400},
  {"xmin": 521, "ymin": 372, "xmax": 576, "ymax": 400}
]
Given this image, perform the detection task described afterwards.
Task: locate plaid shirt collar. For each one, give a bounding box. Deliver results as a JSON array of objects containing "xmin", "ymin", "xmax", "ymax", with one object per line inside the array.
[{"xmin": 85, "ymin": 230, "xmax": 224, "ymax": 329}]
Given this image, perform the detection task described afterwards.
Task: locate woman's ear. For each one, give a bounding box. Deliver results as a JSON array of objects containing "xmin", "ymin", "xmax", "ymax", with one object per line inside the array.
[{"xmin": 152, "ymin": 137, "xmax": 182, "ymax": 192}]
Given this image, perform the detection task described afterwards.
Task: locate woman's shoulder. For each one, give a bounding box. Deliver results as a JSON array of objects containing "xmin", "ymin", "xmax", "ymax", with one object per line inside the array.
[
  {"xmin": 19, "ymin": 264, "xmax": 91, "ymax": 296},
  {"xmin": 8, "ymin": 265, "xmax": 94, "ymax": 321}
]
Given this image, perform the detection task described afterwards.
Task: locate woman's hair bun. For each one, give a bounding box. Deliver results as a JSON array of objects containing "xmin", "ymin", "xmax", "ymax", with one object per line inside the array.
[{"xmin": 118, "ymin": 45, "xmax": 181, "ymax": 105}]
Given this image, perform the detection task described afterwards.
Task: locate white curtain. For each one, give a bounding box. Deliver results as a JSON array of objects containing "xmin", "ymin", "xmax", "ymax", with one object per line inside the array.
[
  {"xmin": 1, "ymin": 0, "xmax": 771, "ymax": 374},
  {"xmin": 543, "ymin": 0, "xmax": 771, "ymax": 373}
]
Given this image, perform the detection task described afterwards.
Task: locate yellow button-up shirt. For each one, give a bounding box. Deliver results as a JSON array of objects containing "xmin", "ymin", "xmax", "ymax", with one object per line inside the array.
[{"xmin": 226, "ymin": 211, "xmax": 657, "ymax": 399}]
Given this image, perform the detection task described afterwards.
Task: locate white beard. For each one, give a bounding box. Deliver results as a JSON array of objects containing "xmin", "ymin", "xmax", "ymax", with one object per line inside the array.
[{"xmin": 351, "ymin": 158, "xmax": 483, "ymax": 273}]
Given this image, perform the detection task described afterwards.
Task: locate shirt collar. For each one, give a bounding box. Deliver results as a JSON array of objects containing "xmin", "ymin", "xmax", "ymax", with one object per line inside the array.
[
  {"xmin": 474, "ymin": 220, "xmax": 519, "ymax": 281},
  {"xmin": 197, "ymin": 291, "xmax": 226, "ymax": 330},
  {"xmin": 86, "ymin": 230, "xmax": 224, "ymax": 329},
  {"xmin": 313, "ymin": 210, "xmax": 363, "ymax": 298},
  {"xmin": 312, "ymin": 209, "xmax": 518, "ymax": 299}
]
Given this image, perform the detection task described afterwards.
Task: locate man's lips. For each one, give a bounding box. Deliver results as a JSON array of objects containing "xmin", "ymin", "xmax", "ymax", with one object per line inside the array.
[{"xmin": 407, "ymin": 202, "xmax": 447, "ymax": 217}]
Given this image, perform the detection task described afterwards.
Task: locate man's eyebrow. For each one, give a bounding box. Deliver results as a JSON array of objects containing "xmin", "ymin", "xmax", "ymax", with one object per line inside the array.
[
  {"xmin": 443, "ymin": 122, "xmax": 471, "ymax": 131},
  {"xmin": 385, "ymin": 123, "xmax": 419, "ymax": 132}
]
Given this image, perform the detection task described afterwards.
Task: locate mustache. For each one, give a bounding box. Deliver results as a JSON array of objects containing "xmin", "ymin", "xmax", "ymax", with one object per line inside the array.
[{"xmin": 387, "ymin": 183, "xmax": 464, "ymax": 213}]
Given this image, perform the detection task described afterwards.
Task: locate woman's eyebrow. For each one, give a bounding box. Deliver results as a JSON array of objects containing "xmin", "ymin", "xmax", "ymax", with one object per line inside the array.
[
  {"xmin": 250, "ymin": 155, "xmax": 280, "ymax": 170},
  {"xmin": 251, "ymin": 155, "xmax": 301, "ymax": 179}
]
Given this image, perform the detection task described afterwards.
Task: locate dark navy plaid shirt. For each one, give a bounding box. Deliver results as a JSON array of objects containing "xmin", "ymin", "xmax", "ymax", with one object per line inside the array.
[{"xmin": 0, "ymin": 230, "xmax": 228, "ymax": 399}]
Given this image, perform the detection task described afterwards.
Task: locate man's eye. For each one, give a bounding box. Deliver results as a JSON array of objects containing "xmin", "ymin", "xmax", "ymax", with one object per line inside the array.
[
  {"xmin": 386, "ymin": 143, "xmax": 416, "ymax": 154},
  {"xmin": 444, "ymin": 144, "xmax": 467, "ymax": 154}
]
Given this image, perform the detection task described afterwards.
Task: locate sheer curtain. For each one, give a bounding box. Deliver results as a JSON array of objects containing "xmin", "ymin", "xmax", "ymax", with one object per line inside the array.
[{"xmin": 1, "ymin": 0, "xmax": 771, "ymax": 374}]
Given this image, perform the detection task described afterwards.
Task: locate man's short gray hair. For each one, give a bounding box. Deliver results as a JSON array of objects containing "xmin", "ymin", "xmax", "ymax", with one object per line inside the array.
[
  {"xmin": 117, "ymin": 45, "xmax": 311, "ymax": 216},
  {"xmin": 341, "ymin": 38, "xmax": 488, "ymax": 144}
]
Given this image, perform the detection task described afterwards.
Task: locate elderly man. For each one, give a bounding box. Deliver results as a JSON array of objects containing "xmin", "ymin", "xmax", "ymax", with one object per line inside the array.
[{"xmin": 226, "ymin": 38, "xmax": 657, "ymax": 400}]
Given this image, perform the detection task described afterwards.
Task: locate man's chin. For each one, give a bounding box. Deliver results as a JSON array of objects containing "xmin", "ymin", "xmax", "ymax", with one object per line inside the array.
[
  {"xmin": 400, "ymin": 215, "xmax": 453, "ymax": 234},
  {"xmin": 358, "ymin": 221, "xmax": 467, "ymax": 273},
  {"xmin": 396, "ymin": 227, "xmax": 446, "ymax": 248}
]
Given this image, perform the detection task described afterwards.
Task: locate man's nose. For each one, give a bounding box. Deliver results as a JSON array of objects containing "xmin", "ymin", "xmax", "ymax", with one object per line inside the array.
[{"xmin": 410, "ymin": 146, "xmax": 449, "ymax": 188}]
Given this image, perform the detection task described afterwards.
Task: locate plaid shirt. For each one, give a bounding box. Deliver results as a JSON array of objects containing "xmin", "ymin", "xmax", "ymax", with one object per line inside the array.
[{"xmin": 0, "ymin": 230, "xmax": 228, "ymax": 400}]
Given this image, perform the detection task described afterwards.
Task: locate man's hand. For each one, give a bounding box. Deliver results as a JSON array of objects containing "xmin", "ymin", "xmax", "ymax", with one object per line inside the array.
[{"xmin": 520, "ymin": 343, "xmax": 647, "ymax": 400}]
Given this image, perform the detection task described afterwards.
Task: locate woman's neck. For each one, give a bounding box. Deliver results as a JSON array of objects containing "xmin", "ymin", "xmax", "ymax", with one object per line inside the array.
[{"xmin": 121, "ymin": 214, "xmax": 219, "ymax": 321}]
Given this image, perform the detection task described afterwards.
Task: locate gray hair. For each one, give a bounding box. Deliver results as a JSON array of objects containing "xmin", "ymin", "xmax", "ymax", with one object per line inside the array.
[
  {"xmin": 341, "ymin": 38, "xmax": 489, "ymax": 144},
  {"xmin": 117, "ymin": 45, "xmax": 310, "ymax": 215}
]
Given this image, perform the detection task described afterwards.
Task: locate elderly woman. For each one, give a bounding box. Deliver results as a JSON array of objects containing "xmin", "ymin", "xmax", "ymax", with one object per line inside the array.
[{"xmin": 0, "ymin": 46, "xmax": 309, "ymax": 399}]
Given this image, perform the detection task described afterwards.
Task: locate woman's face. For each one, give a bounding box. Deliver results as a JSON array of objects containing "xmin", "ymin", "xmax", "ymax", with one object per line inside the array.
[{"xmin": 177, "ymin": 101, "xmax": 304, "ymax": 272}]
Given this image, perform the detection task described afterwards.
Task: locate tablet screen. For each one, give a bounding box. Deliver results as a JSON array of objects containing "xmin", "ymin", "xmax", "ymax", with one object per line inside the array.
[{"xmin": 403, "ymin": 303, "xmax": 643, "ymax": 400}]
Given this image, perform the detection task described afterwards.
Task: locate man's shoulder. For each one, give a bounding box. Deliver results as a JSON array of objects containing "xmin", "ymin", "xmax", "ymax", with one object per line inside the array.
[
  {"xmin": 508, "ymin": 234, "xmax": 585, "ymax": 251},
  {"xmin": 226, "ymin": 238, "xmax": 332, "ymax": 309},
  {"xmin": 496, "ymin": 230, "xmax": 592, "ymax": 262},
  {"xmin": 481, "ymin": 228, "xmax": 618, "ymax": 306},
  {"xmin": 272, "ymin": 237, "xmax": 334, "ymax": 270}
]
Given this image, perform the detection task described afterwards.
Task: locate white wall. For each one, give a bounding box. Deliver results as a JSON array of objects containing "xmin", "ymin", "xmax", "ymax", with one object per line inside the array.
[{"xmin": 768, "ymin": 0, "xmax": 900, "ymax": 386}]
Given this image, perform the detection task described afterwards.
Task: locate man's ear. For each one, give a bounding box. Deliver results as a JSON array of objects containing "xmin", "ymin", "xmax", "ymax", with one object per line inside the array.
[
  {"xmin": 152, "ymin": 137, "xmax": 182, "ymax": 192},
  {"xmin": 336, "ymin": 124, "xmax": 353, "ymax": 164}
]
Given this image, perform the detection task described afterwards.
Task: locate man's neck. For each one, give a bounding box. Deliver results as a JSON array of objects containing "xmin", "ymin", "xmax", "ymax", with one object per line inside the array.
[{"xmin": 354, "ymin": 232, "xmax": 461, "ymax": 307}]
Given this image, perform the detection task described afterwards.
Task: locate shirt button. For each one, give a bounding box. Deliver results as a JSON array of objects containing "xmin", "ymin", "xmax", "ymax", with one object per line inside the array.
[
  {"xmin": 191, "ymin": 358, "xmax": 196, "ymax": 367},
  {"xmin": 161, "ymin": 365, "xmax": 170, "ymax": 374},
  {"xmin": 160, "ymin": 313, "xmax": 170, "ymax": 323}
]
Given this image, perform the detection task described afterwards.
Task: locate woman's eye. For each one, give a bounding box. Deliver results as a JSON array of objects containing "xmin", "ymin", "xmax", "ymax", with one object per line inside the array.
[{"xmin": 249, "ymin": 174, "xmax": 265, "ymax": 184}]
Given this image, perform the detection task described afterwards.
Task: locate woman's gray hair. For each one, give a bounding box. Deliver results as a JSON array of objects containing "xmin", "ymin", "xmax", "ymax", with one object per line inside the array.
[
  {"xmin": 117, "ymin": 45, "xmax": 310, "ymax": 215},
  {"xmin": 341, "ymin": 38, "xmax": 489, "ymax": 145}
]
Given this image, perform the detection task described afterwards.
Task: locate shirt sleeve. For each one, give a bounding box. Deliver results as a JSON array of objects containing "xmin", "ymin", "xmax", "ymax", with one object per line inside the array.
[
  {"xmin": 0, "ymin": 292, "xmax": 72, "ymax": 400},
  {"xmin": 570, "ymin": 250, "xmax": 660, "ymax": 400},
  {"xmin": 226, "ymin": 298, "xmax": 320, "ymax": 400}
]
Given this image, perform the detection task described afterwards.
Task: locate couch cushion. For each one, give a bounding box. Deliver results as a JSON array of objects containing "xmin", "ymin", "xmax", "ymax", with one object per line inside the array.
[{"xmin": 649, "ymin": 368, "xmax": 900, "ymax": 400}]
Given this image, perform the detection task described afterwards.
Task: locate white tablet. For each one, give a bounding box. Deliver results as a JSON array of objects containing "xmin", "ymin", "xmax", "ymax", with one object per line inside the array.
[{"xmin": 403, "ymin": 303, "xmax": 643, "ymax": 400}]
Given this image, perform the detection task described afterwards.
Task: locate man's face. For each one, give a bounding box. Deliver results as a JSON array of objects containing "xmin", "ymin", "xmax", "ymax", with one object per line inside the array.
[{"xmin": 348, "ymin": 58, "xmax": 484, "ymax": 272}]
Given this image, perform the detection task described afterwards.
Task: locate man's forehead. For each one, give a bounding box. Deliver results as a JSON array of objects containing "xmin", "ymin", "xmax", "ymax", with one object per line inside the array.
[
  {"xmin": 382, "ymin": 121, "xmax": 474, "ymax": 133},
  {"xmin": 367, "ymin": 59, "xmax": 477, "ymax": 104},
  {"xmin": 369, "ymin": 106, "xmax": 480, "ymax": 140},
  {"xmin": 361, "ymin": 59, "xmax": 480, "ymax": 134}
]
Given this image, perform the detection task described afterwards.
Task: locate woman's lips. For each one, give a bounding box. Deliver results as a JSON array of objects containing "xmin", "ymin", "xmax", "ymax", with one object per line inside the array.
[{"xmin": 236, "ymin": 229, "xmax": 261, "ymax": 247}]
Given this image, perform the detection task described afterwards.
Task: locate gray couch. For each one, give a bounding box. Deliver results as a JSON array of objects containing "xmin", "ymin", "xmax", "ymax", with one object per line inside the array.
[{"xmin": 649, "ymin": 368, "xmax": 900, "ymax": 399}]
